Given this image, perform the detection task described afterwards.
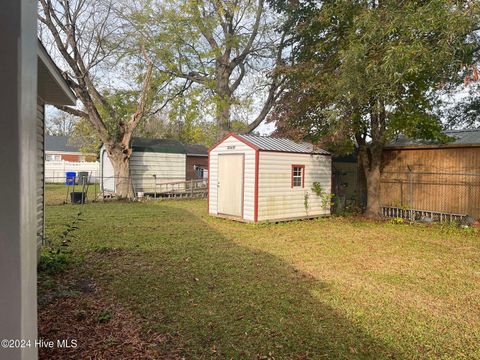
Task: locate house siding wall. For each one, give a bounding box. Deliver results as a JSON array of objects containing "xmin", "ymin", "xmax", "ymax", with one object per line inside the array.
[
  {"xmin": 130, "ymin": 152, "xmax": 186, "ymax": 193},
  {"xmin": 186, "ymin": 155, "xmax": 208, "ymax": 180},
  {"xmin": 37, "ymin": 98, "xmax": 45, "ymax": 253},
  {"xmin": 101, "ymin": 148, "xmax": 186, "ymax": 193},
  {"xmin": 61, "ymin": 154, "xmax": 81, "ymax": 162},
  {"xmin": 46, "ymin": 151, "xmax": 97, "ymax": 162},
  {"xmin": 209, "ymin": 136, "xmax": 256, "ymax": 221},
  {"xmin": 257, "ymin": 152, "xmax": 331, "ymax": 221}
]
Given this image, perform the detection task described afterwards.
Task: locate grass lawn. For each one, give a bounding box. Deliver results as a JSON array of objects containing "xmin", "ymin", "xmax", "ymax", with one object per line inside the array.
[
  {"xmin": 40, "ymin": 184, "xmax": 480, "ymax": 359},
  {"xmin": 44, "ymin": 183, "xmax": 102, "ymax": 206}
]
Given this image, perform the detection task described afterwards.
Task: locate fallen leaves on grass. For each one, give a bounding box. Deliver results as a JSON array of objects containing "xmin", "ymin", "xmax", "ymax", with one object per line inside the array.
[{"xmin": 38, "ymin": 274, "xmax": 181, "ymax": 360}]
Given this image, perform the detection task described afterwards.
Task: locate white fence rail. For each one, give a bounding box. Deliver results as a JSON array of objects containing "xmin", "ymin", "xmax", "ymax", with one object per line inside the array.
[{"xmin": 45, "ymin": 160, "xmax": 100, "ymax": 183}]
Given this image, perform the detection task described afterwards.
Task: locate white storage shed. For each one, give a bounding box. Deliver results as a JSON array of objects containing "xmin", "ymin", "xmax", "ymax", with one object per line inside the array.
[
  {"xmin": 208, "ymin": 134, "xmax": 332, "ymax": 222},
  {"xmin": 100, "ymin": 138, "xmax": 207, "ymax": 193}
]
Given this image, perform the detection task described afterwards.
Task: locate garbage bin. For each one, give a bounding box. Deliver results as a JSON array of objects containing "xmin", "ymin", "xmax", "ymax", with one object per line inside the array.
[
  {"xmin": 70, "ymin": 191, "xmax": 86, "ymax": 204},
  {"xmin": 78, "ymin": 171, "xmax": 89, "ymax": 185},
  {"xmin": 66, "ymin": 172, "xmax": 76, "ymax": 185}
]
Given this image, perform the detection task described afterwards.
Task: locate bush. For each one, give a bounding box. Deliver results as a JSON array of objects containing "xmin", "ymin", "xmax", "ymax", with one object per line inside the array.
[
  {"xmin": 390, "ymin": 217, "xmax": 406, "ymax": 225},
  {"xmin": 38, "ymin": 211, "xmax": 84, "ymax": 275},
  {"xmin": 38, "ymin": 251, "xmax": 71, "ymax": 275}
]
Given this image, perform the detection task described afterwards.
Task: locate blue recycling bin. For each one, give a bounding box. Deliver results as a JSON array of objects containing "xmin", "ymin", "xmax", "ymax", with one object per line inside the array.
[{"xmin": 66, "ymin": 172, "xmax": 76, "ymax": 185}]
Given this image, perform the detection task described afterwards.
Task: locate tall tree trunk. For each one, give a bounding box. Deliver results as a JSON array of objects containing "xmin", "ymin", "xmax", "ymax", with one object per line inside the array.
[
  {"xmin": 364, "ymin": 160, "xmax": 381, "ymax": 217},
  {"xmin": 215, "ymin": 63, "xmax": 232, "ymax": 139},
  {"xmin": 106, "ymin": 145, "xmax": 134, "ymax": 199},
  {"xmin": 216, "ymin": 94, "xmax": 231, "ymax": 139},
  {"xmin": 358, "ymin": 145, "xmax": 383, "ymax": 217}
]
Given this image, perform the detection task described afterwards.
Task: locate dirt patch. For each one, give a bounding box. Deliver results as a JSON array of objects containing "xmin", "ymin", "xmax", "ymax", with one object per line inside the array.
[{"xmin": 38, "ymin": 272, "xmax": 181, "ymax": 359}]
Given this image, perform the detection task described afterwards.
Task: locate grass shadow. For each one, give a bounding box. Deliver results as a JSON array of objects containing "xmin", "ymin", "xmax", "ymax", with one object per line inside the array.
[{"xmin": 82, "ymin": 202, "xmax": 399, "ymax": 359}]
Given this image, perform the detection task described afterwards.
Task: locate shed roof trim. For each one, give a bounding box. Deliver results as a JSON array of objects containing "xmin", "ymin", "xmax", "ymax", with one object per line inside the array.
[{"xmin": 236, "ymin": 134, "xmax": 330, "ymax": 155}]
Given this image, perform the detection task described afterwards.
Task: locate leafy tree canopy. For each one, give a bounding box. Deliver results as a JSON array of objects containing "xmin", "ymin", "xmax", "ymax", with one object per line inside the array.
[
  {"xmin": 270, "ymin": 0, "xmax": 479, "ymax": 149},
  {"xmin": 269, "ymin": 0, "xmax": 480, "ymax": 215}
]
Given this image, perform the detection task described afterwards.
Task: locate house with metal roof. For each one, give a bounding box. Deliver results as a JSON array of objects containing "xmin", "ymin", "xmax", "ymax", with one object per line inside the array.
[
  {"xmin": 208, "ymin": 133, "xmax": 332, "ymax": 222},
  {"xmin": 100, "ymin": 138, "xmax": 208, "ymax": 193}
]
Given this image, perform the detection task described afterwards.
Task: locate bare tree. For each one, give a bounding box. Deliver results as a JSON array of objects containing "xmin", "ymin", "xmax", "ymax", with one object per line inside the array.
[
  {"xmin": 39, "ymin": 0, "xmax": 154, "ymax": 198},
  {"xmin": 46, "ymin": 110, "xmax": 77, "ymax": 136}
]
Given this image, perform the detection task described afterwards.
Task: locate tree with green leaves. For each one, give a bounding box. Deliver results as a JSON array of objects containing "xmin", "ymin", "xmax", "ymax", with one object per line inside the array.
[
  {"xmin": 138, "ymin": 0, "xmax": 287, "ymax": 139},
  {"xmin": 39, "ymin": 0, "xmax": 184, "ymax": 198},
  {"xmin": 270, "ymin": 0, "xmax": 479, "ymax": 216}
]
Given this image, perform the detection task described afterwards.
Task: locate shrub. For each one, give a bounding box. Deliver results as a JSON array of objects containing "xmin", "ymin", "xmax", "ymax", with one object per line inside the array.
[{"xmin": 38, "ymin": 211, "xmax": 84, "ymax": 275}]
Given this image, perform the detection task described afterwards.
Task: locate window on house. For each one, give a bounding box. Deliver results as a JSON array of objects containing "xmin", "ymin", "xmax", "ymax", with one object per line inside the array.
[
  {"xmin": 46, "ymin": 154, "xmax": 61, "ymax": 161},
  {"xmin": 291, "ymin": 165, "xmax": 304, "ymax": 188},
  {"xmin": 194, "ymin": 165, "xmax": 207, "ymax": 179}
]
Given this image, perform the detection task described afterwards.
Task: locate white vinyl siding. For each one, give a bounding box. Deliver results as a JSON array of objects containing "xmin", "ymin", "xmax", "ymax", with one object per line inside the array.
[
  {"xmin": 258, "ymin": 152, "xmax": 331, "ymax": 221},
  {"xmin": 101, "ymin": 149, "xmax": 115, "ymax": 192},
  {"xmin": 37, "ymin": 98, "xmax": 45, "ymax": 252},
  {"xmin": 100, "ymin": 147, "xmax": 186, "ymax": 193},
  {"xmin": 130, "ymin": 152, "xmax": 186, "ymax": 193},
  {"xmin": 209, "ymin": 136, "xmax": 256, "ymax": 221}
]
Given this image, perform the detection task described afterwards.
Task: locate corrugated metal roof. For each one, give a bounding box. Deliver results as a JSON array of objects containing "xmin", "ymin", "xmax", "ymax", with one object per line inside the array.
[
  {"xmin": 387, "ymin": 129, "xmax": 480, "ymax": 148},
  {"xmin": 237, "ymin": 134, "xmax": 330, "ymax": 155}
]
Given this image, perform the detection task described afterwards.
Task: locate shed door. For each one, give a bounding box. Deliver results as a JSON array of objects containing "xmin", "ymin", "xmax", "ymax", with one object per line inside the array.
[{"xmin": 217, "ymin": 154, "xmax": 244, "ymax": 217}]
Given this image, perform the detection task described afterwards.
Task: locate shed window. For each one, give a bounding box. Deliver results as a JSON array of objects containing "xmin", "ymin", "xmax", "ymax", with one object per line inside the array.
[{"xmin": 291, "ymin": 165, "xmax": 305, "ymax": 188}]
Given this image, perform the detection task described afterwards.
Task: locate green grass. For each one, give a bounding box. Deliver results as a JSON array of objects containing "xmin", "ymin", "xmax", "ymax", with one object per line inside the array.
[
  {"xmin": 45, "ymin": 183, "xmax": 102, "ymax": 205},
  {"xmin": 43, "ymin": 187, "xmax": 480, "ymax": 359}
]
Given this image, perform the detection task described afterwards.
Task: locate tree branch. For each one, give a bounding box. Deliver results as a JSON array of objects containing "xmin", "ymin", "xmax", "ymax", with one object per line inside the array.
[
  {"xmin": 148, "ymin": 79, "xmax": 194, "ymax": 117},
  {"xmin": 246, "ymin": 31, "xmax": 287, "ymax": 133},
  {"xmin": 127, "ymin": 45, "xmax": 154, "ymax": 132},
  {"xmin": 246, "ymin": 79, "xmax": 285, "ymax": 133},
  {"xmin": 231, "ymin": 0, "xmax": 264, "ymax": 67},
  {"xmin": 230, "ymin": 62, "xmax": 246, "ymax": 93},
  {"xmin": 193, "ymin": 1, "xmax": 219, "ymax": 50},
  {"xmin": 55, "ymin": 105, "xmax": 89, "ymax": 119}
]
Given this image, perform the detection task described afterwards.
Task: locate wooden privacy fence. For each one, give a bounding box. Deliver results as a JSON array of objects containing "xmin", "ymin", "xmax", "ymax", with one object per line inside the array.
[{"xmin": 380, "ymin": 170, "xmax": 480, "ymax": 220}]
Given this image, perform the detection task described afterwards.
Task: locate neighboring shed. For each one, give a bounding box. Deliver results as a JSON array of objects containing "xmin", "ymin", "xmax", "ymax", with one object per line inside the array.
[
  {"xmin": 381, "ymin": 129, "xmax": 480, "ymax": 219},
  {"xmin": 100, "ymin": 138, "xmax": 208, "ymax": 193},
  {"xmin": 208, "ymin": 133, "xmax": 332, "ymax": 222}
]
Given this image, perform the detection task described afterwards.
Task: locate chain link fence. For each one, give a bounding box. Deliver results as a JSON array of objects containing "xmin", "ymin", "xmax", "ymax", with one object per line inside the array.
[{"xmin": 45, "ymin": 174, "xmax": 208, "ymax": 205}]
